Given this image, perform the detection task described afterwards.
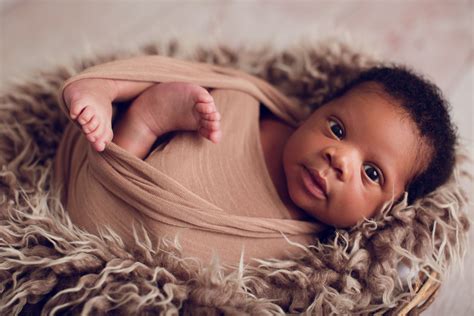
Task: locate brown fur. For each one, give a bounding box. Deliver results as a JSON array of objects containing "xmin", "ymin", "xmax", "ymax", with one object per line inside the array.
[{"xmin": 0, "ymin": 38, "xmax": 471, "ymax": 315}]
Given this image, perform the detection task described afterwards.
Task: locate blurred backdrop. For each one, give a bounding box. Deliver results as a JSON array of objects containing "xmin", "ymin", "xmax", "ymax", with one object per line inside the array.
[{"xmin": 1, "ymin": 1, "xmax": 472, "ymax": 314}]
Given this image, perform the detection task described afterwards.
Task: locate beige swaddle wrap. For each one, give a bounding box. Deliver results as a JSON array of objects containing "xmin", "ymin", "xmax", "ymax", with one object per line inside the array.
[{"xmin": 53, "ymin": 55, "xmax": 327, "ymax": 268}]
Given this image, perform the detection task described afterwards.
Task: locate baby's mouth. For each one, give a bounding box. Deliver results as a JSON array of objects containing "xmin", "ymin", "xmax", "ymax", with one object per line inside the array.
[{"xmin": 302, "ymin": 165, "xmax": 328, "ymax": 200}]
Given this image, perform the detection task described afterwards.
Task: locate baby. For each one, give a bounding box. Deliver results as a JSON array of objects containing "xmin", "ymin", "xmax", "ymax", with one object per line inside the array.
[{"xmin": 63, "ymin": 65, "xmax": 457, "ymax": 228}]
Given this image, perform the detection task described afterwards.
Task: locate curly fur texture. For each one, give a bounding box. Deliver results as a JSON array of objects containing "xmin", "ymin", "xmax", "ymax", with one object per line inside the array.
[{"xmin": 0, "ymin": 38, "xmax": 471, "ymax": 315}]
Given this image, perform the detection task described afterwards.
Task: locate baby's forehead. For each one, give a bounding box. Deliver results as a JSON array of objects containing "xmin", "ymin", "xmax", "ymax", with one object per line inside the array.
[
  {"xmin": 345, "ymin": 82, "xmax": 402, "ymax": 106},
  {"xmin": 321, "ymin": 84, "xmax": 405, "ymax": 117}
]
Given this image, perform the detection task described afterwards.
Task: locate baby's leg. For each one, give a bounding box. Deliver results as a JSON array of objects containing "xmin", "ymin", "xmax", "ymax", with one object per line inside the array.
[{"xmin": 112, "ymin": 82, "xmax": 222, "ymax": 159}]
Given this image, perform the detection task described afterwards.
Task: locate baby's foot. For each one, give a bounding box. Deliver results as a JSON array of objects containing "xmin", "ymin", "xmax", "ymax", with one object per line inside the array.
[
  {"xmin": 125, "ymin": 82, "xmax": 222, "ymax": 144},
  {"xmin": 64, "ymin": 79, "xmax": 115, "ymax": 152}
]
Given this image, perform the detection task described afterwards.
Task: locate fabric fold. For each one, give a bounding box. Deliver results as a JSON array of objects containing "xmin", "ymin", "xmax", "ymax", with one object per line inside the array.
[{"xmin": 53, "ymin": 55, "xmax": 326, "ymax": 267}]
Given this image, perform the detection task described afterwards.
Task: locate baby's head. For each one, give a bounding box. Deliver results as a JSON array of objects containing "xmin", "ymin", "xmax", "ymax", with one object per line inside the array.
[{"xmin": 282, "ymin": 65, "xmax": 457, "ymax": 228}]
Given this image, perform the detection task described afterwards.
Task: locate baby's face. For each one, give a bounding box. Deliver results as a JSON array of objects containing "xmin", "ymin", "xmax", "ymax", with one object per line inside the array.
[{"xmin": 282, "ymin": 82, "xmax": 425, "ymax": 227}]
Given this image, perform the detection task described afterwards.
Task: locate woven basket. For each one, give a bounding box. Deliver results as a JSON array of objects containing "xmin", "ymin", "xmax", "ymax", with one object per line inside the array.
[
  {"xmin": 397, "ymin": 270, "xmax": 441, "ymax": 315},
  {"xmin": 0, "ymin": 39, "xmax": 468, "ymax": 315}
]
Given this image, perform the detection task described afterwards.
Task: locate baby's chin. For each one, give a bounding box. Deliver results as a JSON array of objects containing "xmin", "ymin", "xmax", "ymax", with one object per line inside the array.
[
  {"xmin": 284, "ymin": 171, "xmax": 325, "ymax": 222},
  {"xmin": 289, "ymin": 196, "xmax": 360, "ymax": 228},
  {"xmin": 286, "ymin": 190, "xmax": 330, "ymax": 223}
]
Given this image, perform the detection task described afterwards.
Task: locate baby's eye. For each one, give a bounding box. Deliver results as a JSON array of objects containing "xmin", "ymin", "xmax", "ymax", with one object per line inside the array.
[
  {"xmin": 328, "ymin": 119, "xmax": 345, "ymax": 139},
  {"xmin": 364, "ymin": 164, "xmax": 383, "ymax": 185}
]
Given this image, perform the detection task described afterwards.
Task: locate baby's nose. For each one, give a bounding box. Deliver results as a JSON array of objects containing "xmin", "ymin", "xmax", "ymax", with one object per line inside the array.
[{"xmin": 324, "ymin": 148, "xmax": 356, "ymax": 182}]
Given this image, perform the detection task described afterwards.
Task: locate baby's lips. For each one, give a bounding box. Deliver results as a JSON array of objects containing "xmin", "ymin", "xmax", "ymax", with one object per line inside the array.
[{"xmin": 305, "ymin": 165, "xmax": 329, "ymax": 197}]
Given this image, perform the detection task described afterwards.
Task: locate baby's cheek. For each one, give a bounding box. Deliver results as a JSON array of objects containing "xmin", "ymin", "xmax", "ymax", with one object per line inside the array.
[
  {"xmin": 330, "ymin": 195, "xmax": 374, "ymax": 228},
  {"xmin": 335, "ymin": 208, "xmax": 364, "ymax": 227}
]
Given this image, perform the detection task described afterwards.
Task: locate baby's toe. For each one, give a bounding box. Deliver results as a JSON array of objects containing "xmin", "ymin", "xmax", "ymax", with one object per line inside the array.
[
  {"xmin": 198, "ymin": 127, "xmax": 222, "ymax": 144},
  {"xmin": 94, "ymin": 126, "xmax": 114, "ymax": 152},
  {"xmin": 195, "ymin": 101, "xmax": 217, "ymax": 114},
  {"xmin": 86, "ymin": 120, "xmax": 104, "ymax": 142},
  {"xmin": 83, "ymin": 116, "xmax": 100, "ymax": 134},
  {"xmin": 70, "ymin": 103, "xmax": 86, "ymax": 120},
  {"xmin": 77, "ymin": 106, "xmax": 94, "ymax": 124},
  {"xmin": 200, "ymin": 119, "xmax": 220, "ymax": 131},
  {"xmin": 201, "ymin": 111, "xmax": 221, "ymax": 121},
  {"xmin": 211, "ymin": 131, "xmax": 222, "ymax": 143},
  {"xmin": 194, "ymin": 90, "xmax": 214, "ymax": 104}
]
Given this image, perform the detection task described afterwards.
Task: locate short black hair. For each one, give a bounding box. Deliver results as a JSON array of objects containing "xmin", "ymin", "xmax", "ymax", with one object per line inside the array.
[{"xmin": 333, "ymin": 64, "xmax": 458, "ymax": 204}]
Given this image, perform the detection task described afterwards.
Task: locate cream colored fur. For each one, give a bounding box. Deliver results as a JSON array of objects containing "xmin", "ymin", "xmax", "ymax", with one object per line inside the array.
[{"xmin": 0, "ymin": 39, "xmax": 470, "ymax": 315}]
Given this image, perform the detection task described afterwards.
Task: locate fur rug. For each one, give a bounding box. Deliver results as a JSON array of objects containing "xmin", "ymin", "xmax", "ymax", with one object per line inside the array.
[{"xmin": 0, "ymin": 38, "xmax": 471, "ymax": 315}]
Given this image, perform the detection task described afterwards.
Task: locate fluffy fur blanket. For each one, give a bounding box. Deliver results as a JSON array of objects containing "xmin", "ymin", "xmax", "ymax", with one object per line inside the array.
[{"xmin": 0, "ymin": 38, "xmax": 471, "ymax": 315}]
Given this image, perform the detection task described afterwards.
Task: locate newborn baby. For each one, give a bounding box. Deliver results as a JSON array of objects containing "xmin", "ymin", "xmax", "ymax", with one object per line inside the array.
[{"xmin": 63, "ymin": 66, "xmax": 457, "ymax": 228}]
